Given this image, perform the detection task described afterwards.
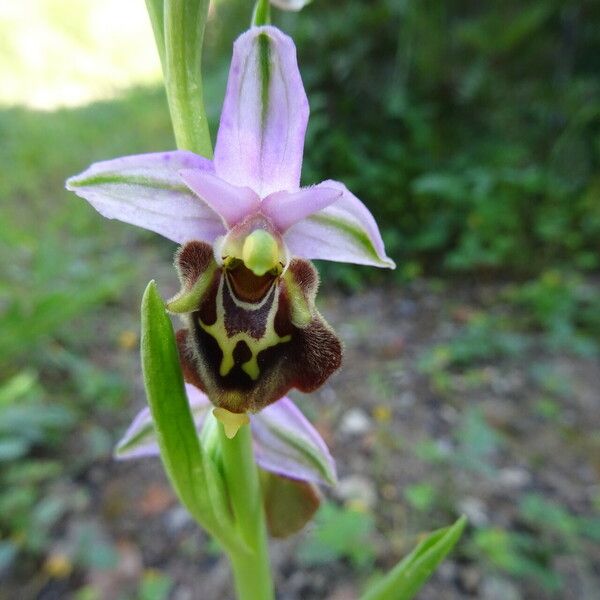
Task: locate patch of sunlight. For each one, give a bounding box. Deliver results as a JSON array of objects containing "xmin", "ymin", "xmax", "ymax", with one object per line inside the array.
[{"xmin": 0, "ymin": 0, "xmax": 162, "ymax": 110}]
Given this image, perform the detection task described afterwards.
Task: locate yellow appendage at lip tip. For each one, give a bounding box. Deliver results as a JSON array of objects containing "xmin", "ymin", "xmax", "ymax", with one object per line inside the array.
[{"xmin": 213, "ymin": 407, "xmax": 250, "ymax": 439}]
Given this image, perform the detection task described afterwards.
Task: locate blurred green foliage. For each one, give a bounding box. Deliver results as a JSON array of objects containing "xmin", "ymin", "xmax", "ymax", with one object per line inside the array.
[
  {"xmin": 469, "ymin": 494, "xmax": 600, "ymax": 592},
  {"xmin": 0, "ymin": 89, "xmax": 171, "ymax": 578},
  {"xmin": 411, "ymin": 404, "xmax": 600, "ymax": 594},
  {"xmin": 298, "ymin": 502, "xmax": 376, "ymax": 569},
  {"xmin": 276, "ymin": 0, "xmax": 600, "ymax": 282}
]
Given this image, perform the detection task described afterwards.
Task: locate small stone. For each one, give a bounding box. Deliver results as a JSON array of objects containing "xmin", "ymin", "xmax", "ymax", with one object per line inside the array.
[
  {"xmin": 164, "ymin": 506, "xmax": 194, "ymax": 534},
  {"xmin": 398, "ymin": 391, "xmax": 416, "ymax": 408},
  {"xmin": 458, "ymin": 566, "xmax": 481, "ymax": 594},
  {"xmin": 498, "ymin": 467, "xmax": 531, "ymax": 489},
  {"xmin": 458, "ymin": 497, "xmax": 488, "ymax": 527},
  {"xmin": 337, "ymin": 475, "xmax": 377, "ymax": 510},
  {"xmin": 140, "ymin": 483, "xmax": 174, "ymax": 516},
  {"xmin": 481, "ymin": 576, "xmax": 522, "ymax": 600},
  {"xmin": 380, "ymin": 483, "xmax": 397, "ymax": 500},
  {"xmin": 339, "ymin": 409, "xmax": 372, "ymax": 436},
  {"xmin": 320, "ymin": 387, "xmax": 337, "ymax": 403},
  {"xmin": 172, "ymin": 586, "xmax": 195, "ymax": 600},
  {"xmin": 398, "ymin": 299, "xmax": 417, "ymax": 317},
  {"xmin": 440, "ymin": 404, "xmax": 459, "ymax": 424},
  {"xmin": 437, "ymin": 560, "xmax": 457, "ymax": 581},
  {"xmin": 328, "ymin": 584, "xmax": 359, "ymax": 600},
  {"xmin": 436, "ymin": 438, "xmax": 454, "ymax": 455}
]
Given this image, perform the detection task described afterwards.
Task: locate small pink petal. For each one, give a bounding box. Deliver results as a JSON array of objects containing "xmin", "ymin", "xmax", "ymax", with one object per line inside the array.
[
  {"xmin": 261, "ymin": 186, "xmax": 342, "ymax": 232},
  {"xmin": 180, "ymin": 169, "xmax": 261, "ymax": 228},
  {"xmin": 284, "ymin": 180, "xmax": 395, "ymax": 268},
  {"xmin": 115, "ymin": 384, "xmax": 211, "ymax": 460}
]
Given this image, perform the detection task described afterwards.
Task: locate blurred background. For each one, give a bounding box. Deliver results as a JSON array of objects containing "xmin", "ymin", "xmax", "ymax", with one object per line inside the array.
[{"xmin": 1, "ymin": 1, "xmax": 599, "ymax": 598}]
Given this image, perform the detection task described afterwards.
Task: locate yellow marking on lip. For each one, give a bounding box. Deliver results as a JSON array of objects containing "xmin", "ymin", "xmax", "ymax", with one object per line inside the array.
[{"xmin": 199, "ymin": 276, "xmax": 291, "ymax": 380}]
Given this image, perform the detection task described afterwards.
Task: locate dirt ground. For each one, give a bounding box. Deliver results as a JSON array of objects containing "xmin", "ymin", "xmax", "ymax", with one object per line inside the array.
[{"xmin": 5, "ymin": 266, "xmax": 600, "ymax": 600}]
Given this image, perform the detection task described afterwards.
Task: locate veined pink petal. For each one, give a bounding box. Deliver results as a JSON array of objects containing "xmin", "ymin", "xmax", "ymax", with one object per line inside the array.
[
  {"xmin": 66, "ymin": 152, "xmax": 225, "ymax": 244},
  {"xmin": 214, "ymin": 26, "xmax": 308, "ymax": 197},
  {"xmin": 179, "ymin": 169, "xmax": 261, "ymax": 228},
  {"xmin": 251, "ymin": 397, "xmax": 337, "ymax": 485},
  {"xmin": 261, "ymin": 186, "xmax": 342, "ymax": 232},
  {"xmin": 116, "ymin": 384, "xmax": 336, "ymax": 485},
  {"xmin": 114, "ymin": 405, "xmax": 157, "ymax": 459},
  {"xmin": 284, "ymin": 180, "xmax": 396, "ymax": 268},
  {"xmin": 114, "ymin": 384, "xmax": 211, "ymax": 460}
]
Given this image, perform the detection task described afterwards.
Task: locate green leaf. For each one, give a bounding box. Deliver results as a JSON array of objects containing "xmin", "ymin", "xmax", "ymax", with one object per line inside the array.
[
  {"xmin": 140, "ymin": 281, "xmax": 237, "ymax": 549},
  {"xmin": 0, "ymin": 371, "xmax": 37, "ymax": 406},
  {"xmin": 404, "ymin": 483, "xmax": 436, "ymax": 512},
  {"xmin": 361, "ymin": 515, "xmax": 467, "ymax": 600}
]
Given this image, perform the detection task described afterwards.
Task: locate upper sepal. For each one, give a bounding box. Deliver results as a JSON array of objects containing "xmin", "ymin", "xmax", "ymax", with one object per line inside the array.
[{"xmin": 214, "ymin": 26, "xmax": 308, "ymax": 197}]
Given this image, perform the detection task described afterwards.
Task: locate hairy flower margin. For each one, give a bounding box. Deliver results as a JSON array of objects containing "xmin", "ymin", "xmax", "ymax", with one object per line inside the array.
[{"xmin": 68, "ymin": 26, "xmax": 393, "ymax": 418}]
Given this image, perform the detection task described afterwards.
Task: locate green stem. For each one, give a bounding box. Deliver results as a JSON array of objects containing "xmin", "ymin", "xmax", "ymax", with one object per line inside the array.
[
  {"xmin": 252, "ymin": 0, "xmax": 271, "ymax": 26},
  {"xmin": 145, "ymin": 0, "xmax": 166, "ymax": 69},
  {"xmin": 163, "ymin": 0, "xmax": 213, "ymax": 156},
  {"xmin": 146, "ymin": 1, "xmax": 274, "ymax": 595},
  {"xmin": 219, "ymin": 423, "xmax": 274, "ymax": 600}
]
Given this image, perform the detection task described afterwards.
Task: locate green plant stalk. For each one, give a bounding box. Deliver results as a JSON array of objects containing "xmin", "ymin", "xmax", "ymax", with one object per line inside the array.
[
  {"xmin": 145, "ymin": 0, "xmax": 166, "ymax": 69},
  {"xmin": 219, "ymin": 423, "xmax": 274, "ymax": 600},
  {"xmin": 146, "ymin": 2, "xmax": 274, "ymax": 596},
  {"xmin": 163, "ymin": 0, "xmax": 213, "ymax": 156},
  {"xmin": 252, "ymin": 0, "xmax": 271, "ymax": 26}
]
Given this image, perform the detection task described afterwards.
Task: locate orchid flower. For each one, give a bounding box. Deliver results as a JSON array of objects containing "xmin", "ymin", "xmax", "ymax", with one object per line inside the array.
[
  {"xmin": 116, "ymin": 382, "xmax": 335, "ymax": 537},
  {"xmin": 67, "ymin": 26, "xmax": 393, "ymax": 418},
  {"xmin": 65, "ymin": 11, "xmax": 465, "ymax": 596}
]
